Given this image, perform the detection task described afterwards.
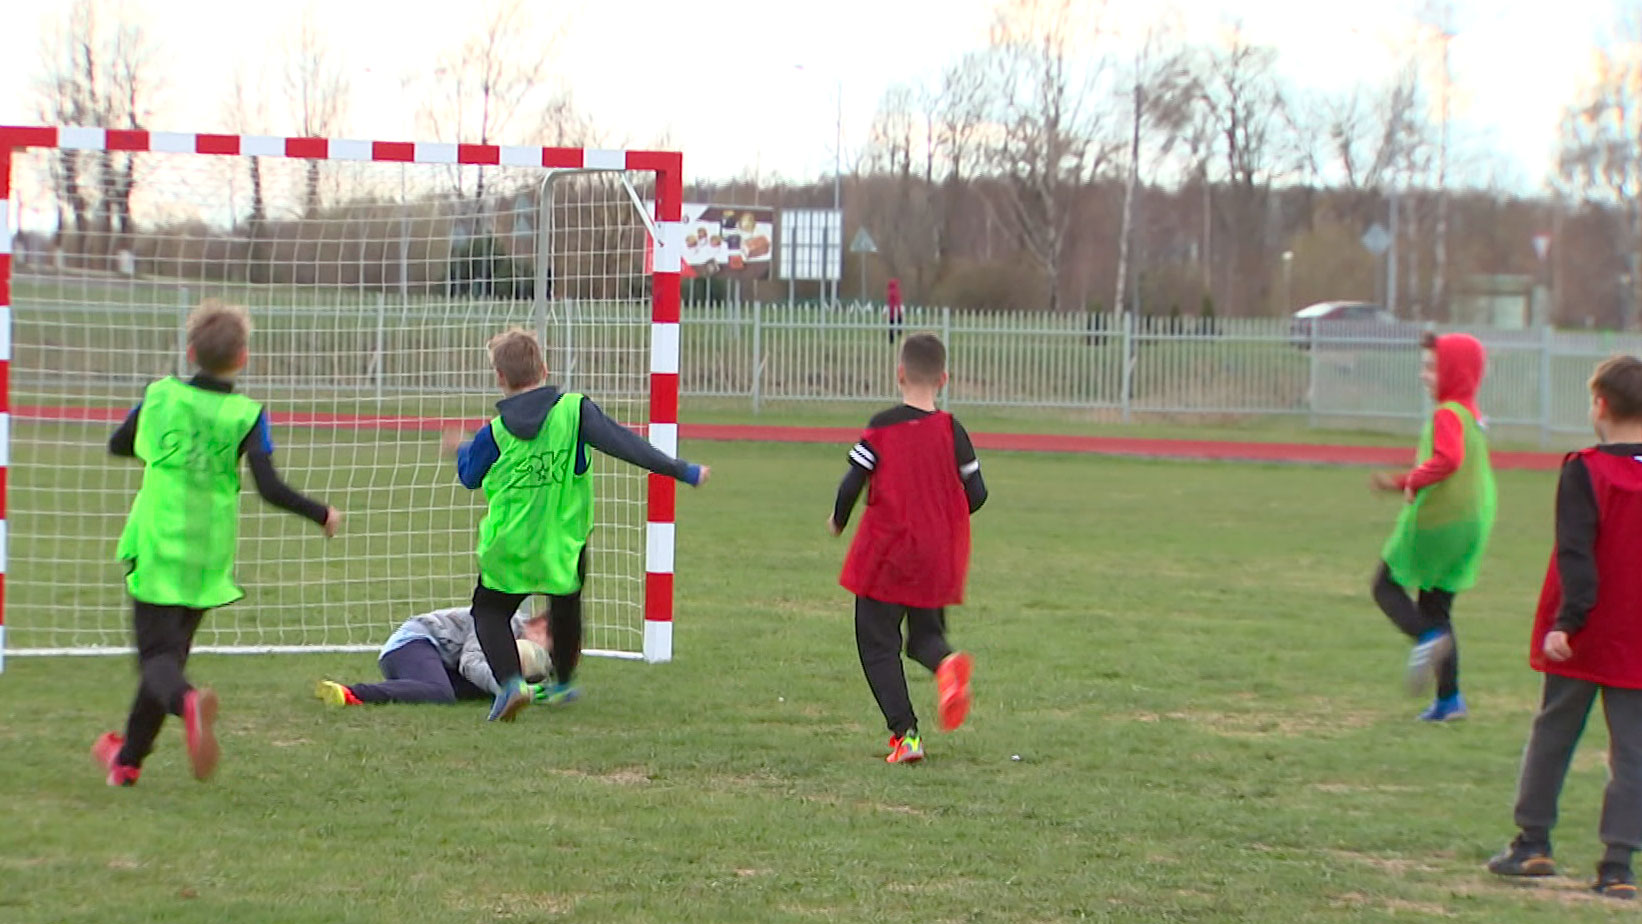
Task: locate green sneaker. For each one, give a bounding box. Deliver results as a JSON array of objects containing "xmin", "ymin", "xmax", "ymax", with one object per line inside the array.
[{"xmin": 532, "ymin": 682, "xmax": 581, "ymax": 706}]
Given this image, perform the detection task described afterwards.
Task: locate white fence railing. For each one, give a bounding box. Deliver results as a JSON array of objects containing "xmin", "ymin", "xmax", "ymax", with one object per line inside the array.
[{"xmin": 681, "ymin": 305, "xmax": 1642, "ymax": 444}]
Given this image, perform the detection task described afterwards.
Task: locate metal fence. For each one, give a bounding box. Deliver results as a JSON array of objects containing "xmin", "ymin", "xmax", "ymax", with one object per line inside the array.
[{"xmin": 681, "ymin": 304, "xmax": 1642, "ymax": 444}]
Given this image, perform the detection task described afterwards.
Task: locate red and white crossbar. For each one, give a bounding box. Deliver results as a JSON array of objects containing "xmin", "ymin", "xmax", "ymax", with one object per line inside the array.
[{"xmin": 0, "ymin": 125, "xmax": 684, "ymax": 666}]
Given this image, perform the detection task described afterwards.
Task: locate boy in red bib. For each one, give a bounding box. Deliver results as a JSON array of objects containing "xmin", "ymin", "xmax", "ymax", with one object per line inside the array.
[
  {"xmin": 828, "ymin": 333, "xmax": 988, "ymax": 764},
  {"xmin": 1487, "ymin": 356, "xmax": 1642, "ymax": 899}
]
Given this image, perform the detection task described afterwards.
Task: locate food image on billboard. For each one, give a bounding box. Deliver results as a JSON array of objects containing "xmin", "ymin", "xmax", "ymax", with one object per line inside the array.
[{"xmin": 681, "ymin": 204, "xmax": 773, "ymax": 280}]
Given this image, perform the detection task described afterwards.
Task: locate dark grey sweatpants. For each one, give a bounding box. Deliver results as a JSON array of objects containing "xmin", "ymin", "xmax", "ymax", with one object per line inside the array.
[{"xmin": 1514, "ymin": 673, "xmax": 1642, "ymax": 861}]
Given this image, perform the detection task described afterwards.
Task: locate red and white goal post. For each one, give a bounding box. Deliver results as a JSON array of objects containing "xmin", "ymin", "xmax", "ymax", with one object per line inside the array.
[{"xmin": 0, "ymin": 125, "xmax": 685, "ymax": 669}]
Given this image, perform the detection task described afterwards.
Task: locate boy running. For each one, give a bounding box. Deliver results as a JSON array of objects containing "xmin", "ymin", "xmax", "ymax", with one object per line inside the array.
[
  {"xmin": 1487, "ymin": 356, "xmax": 1642, "ymax": 899},
  {"xmin": 447, "ymin": 328, "xmax": 708, "ymax": 722},
  {"xmin": 829, "ymin": 332, "xmax": 988, "ymax": 764},
  {"xmin": 92, "ymin": 301, "xmax": 340, "ymax": 786},
  {"xmin": 1369, "ymin": 332, "xmax": 1495, "ymax": 721}
]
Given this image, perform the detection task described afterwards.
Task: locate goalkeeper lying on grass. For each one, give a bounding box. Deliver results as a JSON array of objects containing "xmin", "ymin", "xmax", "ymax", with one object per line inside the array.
[{"xmin": 315, "ymin": 605, "xmax": 553, "ymax": 706}]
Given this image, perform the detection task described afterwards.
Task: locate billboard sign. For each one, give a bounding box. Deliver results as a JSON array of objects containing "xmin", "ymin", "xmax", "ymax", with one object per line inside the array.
[
  {"xmin": 778, "ymin": 209, "xmax": 843, "ymax": 282},
  {"xmin": 680, "ymin": 204, "xmax": 774, "ymax": 280}
]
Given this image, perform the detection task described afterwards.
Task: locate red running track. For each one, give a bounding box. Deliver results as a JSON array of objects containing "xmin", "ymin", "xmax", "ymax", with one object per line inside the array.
[{"xmin": 15, "ymin": 406, "xmax": 1566, "ymax": 471}]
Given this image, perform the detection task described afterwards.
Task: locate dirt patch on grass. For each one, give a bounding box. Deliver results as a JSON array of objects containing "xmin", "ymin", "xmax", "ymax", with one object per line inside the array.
[
  {"xmin": 1330, "ymin": 892, "xmax": 1454, "ymax": 916},
  {"xmin": 1129, "ymin": 705, "xmax": 1377, "ymax": 739},
  {"xmin": 447, "ymin": 890, "xmax": 575, "ymax": 918},
  {"xmin": 797, "ymin": 792, "xmax": 928, "ymax": 817},
  {"xmin": 1328, "ymin": 850, "xmax": 1443, "ymax": 875},
  {"xmin": 1310, "ymin": 782, "xmax": 1418, "ymax": 795},
  {"xmin": 552, "ymin": 766, "xmax": 651, "ymax": 786},
  {"xmin": 1573, "ymin": 748, "xmax": 1612, "ymax": 774},
  {"xmin": 1452, "ymin": 878, "xmax": 1617, "ymax": 908}
]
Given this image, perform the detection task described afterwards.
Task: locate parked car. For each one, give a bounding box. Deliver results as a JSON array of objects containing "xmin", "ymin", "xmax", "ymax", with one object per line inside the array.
[{"xmin": 1289, "ymin": 301, "xmax": 1419, "ymax": 350}]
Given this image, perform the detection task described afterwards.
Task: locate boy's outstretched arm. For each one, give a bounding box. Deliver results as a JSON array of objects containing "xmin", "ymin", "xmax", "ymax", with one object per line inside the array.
[
  {"xmin": 579, "ymin": 398, "xmax": 707, "ymax": 485},
  {"xmin": 451, "ymin": 422, "xmax": 500, "ymax": 489},
  {"xmin": 245, "ymin": 413, "xmax": 339, "ymax": 536},
  {"xmin": 109, "ymin": 404, "xmax": 140, "ymax": 457}
]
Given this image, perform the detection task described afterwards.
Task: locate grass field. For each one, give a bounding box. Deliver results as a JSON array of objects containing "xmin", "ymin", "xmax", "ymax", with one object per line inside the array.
[{"xmin": 2, "ymin": 439, "xmax": 1636, "ymax": 923}]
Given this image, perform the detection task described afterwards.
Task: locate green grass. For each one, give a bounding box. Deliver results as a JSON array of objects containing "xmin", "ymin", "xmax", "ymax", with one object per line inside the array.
[{"xmin": 2, "ymin": 440, "xmax": 1636, "ymax": 922}]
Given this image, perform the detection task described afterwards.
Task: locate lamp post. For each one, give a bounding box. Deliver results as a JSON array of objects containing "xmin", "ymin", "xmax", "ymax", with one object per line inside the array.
[
  {"xmin": 1282, "ymin": 250, "xmax": 1294, "ymax": 314},
  {"xmin": 795, "ymin": 65, "xmax": 843, "ymax": 305}
]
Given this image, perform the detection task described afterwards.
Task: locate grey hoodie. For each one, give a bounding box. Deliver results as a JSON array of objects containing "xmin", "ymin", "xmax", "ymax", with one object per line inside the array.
[{"xmin": 386, "ymin": 606, "xmax": 544, "ymax": 694}]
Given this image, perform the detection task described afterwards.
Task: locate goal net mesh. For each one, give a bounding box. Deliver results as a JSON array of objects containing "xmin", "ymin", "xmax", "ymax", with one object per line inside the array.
[{"xmin": 6, "ymin": 145, "xmax": 657, "ymax": 657}]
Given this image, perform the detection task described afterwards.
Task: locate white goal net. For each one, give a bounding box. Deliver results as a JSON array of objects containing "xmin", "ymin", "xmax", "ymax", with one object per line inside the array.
[{"xmin": 0, "ymin": 129, "xmax": 680, "ymax": 664}]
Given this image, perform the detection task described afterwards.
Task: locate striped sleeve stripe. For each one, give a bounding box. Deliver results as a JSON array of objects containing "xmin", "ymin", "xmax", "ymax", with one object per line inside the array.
[
  {"xmin": 849, "ymin": 443, "xmax": 876, "ymax": 470},
  {"xmin": 959, "ymin": 459, "xmax": 981, "ymax": 477}
]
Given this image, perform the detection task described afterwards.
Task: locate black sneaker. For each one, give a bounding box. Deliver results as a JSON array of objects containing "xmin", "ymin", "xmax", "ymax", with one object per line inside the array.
[
  {"xmin": 1486, "ymin": 837, "xmax": 1556, "ymax": 877},
  {"xmin": 1594, "ymin": 863, "xmax": 1637, "ymax": 900}
]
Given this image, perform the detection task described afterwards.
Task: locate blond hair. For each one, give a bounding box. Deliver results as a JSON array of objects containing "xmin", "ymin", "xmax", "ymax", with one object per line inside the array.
[
  {"xmin": 187, "ymin": 300, "xmax": 252, "ymax": 374},
  {"xmin": 488, "ymin": 327, "xmax": 547, "ymax": 390}
]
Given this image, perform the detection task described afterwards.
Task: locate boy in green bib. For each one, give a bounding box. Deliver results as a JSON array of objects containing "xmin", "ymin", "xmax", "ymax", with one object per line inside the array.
[
  {"xmin": 448, "ymin": 328, "xmax": 709, "ymax": 722},
  {"xmin": 1370, "ymin": 332, "xmax": 1496, "ymax": 722},
  {"xmin": 91, "ymin": 302, "xmax": 340, "ymax": 787}
]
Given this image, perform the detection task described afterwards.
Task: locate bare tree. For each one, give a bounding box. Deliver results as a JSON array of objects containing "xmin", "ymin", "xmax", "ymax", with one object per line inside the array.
[
  {"xmin": 1114, "ymin": 18, "xmax": 1195, "ymax": 318},
  {"xmin": 859, "ymin": 84, "xmax": 944, "ymax": 298},
  {"xmin": 1402, "ymin": 1, "xmax": 1460, "ymax": 318},
  {"xmin": 981, "ymin": 0, "xmax": 1119, "ymax": 310},
  {"xmin": 223, "ymin": 64, "xmax": 268, "ymax": 226},
  {"xmin": 1198, "ymin": 28, "xmax": 1301, "ymax": 315},
  {"xmin": 284, "ymin": 9, "xmax": 348, "ymax": 216},
  {"xmin": 33, "ymin": 0, "xmax": 162, "ymax": 255},
  {"xmin": 418, "ymin": 0, "xmax": 575, "ymax": 201},
  {"xmin": 928, "ymin": 51, "xmax": 991, "ymax": 266},
  {"xmin": 1308, "ymin": 62, "xmax": 1425, "ymax": 208},
  {"xmin": 1558, "ymin": 5, "xmax": 1642, "ymax": 328}
]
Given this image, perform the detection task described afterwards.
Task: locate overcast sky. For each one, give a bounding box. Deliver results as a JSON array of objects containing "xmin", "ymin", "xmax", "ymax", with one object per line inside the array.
[{"xmin": 0, "ymin": 0, "xmax": 1621, "ymax": 191}]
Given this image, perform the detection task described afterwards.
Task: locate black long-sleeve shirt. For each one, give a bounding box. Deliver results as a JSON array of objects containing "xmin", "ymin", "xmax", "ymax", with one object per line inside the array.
[
  {"xmin": 832, "ymin": 405, "xmax": 988, "ymax": 529},
  {"xmin": 1553, "ymin": 443, "xmax": 1642, "ymax": 633},
  {"xmin": 109, "ymin": 374, "xmax": 330, "ymax": 525}
]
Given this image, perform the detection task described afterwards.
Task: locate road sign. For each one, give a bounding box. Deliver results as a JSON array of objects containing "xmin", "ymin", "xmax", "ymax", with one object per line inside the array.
[
  {"xmin": 1533, "ymin": 232, "xmax": 1552, "ymax": 262},
  {"xmin": 849, "ymin": 227, "xmax": 878, "ymax": 254},
  {"xmin": 1361, "ymin": 223, "xmax": 1391, "ymax": 256}
]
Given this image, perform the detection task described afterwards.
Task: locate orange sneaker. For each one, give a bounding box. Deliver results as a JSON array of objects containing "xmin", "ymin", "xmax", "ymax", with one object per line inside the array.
[
  {"xmin": 886, "ymin": 732, "xmax": 924, "ymax": 764},
  {"xmin": 936, "ymin": 652, "xmax": 973, "ymax": 732},
  {"xmin": 92, "ymin": 732, "xmax": 139, "ymax": 787},
  {"xmin": 182, "ymin": 688, "xmax": 220, "ymax": 781}
]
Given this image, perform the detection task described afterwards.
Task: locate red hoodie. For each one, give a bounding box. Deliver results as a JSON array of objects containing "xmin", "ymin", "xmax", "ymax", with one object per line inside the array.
[{"xmin": 1397, "ymin": 334, "xmax": 1487, "ymax": 492}]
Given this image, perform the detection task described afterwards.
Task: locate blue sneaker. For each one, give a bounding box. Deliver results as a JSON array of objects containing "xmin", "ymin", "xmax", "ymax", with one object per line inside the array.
[
  {"xmin": 488, "ymin": 677, "xmax": 532, "ymax": 723},
  {"xmin": 1406, "ymin": 629, "xmax": 1453, "ymax": 696},
  {"xmin": 1419, "ymin": 693, "xmax": 1468, "ymax": 723}
]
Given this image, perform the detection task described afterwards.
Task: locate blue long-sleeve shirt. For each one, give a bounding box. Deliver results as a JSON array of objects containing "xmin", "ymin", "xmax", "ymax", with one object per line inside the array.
[{"xmin": 457, "ymin": 387, "xmax": 702, "ymax": 489}]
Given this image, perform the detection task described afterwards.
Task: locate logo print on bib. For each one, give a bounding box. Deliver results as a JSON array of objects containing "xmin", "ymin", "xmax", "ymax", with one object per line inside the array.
[
  {"xmin": 153, "ymin": 429, "xmax": 237, "ymax": 474},
  {"xmin": 508, "ymin": 449, "xmax": 568, "ymax": 489}
]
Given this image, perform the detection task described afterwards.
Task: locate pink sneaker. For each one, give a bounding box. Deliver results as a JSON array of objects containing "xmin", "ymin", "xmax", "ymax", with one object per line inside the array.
[
  {"xmin": 182, "ymin": 689, "xmax": 220, "ymax": 781},
  {"xmin": 92, "ymin": 732, "xmax": 140, "ymax": 787}
]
